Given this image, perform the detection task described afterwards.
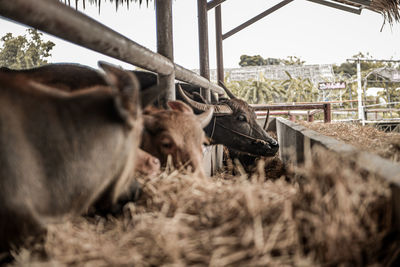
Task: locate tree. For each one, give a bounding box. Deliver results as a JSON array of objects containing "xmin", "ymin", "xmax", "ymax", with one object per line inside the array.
[
  {"xmin": 0, "ymin": 29, "xmax": 55, "ymax": 69},
  {"xmin": 238, "ymin": 54, "xmax": 305, "ymax": 67}
]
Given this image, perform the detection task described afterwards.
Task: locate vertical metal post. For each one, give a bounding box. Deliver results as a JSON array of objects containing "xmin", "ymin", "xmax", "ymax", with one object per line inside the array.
[
  {"xmin": 323, "ymin": 104, "xmax": 331, "ymax": 123},
  {"xmin": 356, "ymin": 59, "xmax": 365, "ymax": 124},
  {"xmin": 215, "ymin": 4, "xmax": 224, "ymax": 88},
  {"xmin": 197, "ymin": 0, "xmax": 211, "ymax": 101},
  {"xmin": 156, "ymin": 0, "xmax": 175, "ymax": 105}
]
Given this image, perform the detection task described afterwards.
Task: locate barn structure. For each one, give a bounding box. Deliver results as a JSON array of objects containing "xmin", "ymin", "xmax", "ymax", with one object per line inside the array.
[
  {"xmin": 0, "ymin": 1, "xmax": 397, "ymax": 172},
  {"xmin": 0, "ymin": 0, "xmax": 399, "ymax": 174},
  {"xmin": 1, "ymin": 0, "xmax": 400, "ymax": 265}
]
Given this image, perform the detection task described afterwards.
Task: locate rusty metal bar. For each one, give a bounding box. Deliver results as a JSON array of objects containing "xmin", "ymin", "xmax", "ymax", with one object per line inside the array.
[
  {"xmin": 253, "ymin": 103, "xmax": 331, "ymax": 123},
  {"xmin": 0, "ymin": 0, "xmax": 225, "ymax": 95},
  {"xmin": 197, "ymin": 0, "xmax": 211, "ymax": 101},
  {"xmin": 156, "ymin": 0, "xmax": 175, "ymax": 103},
  {"xmin": 215, "ymin": 4, "xmax": 224, "ymax": 86},
  {"xmin": 222, "ymin": 0, "xmax": 294, "ymax": 40},
  {"xmin": 207, "ymin": 0, "xmax": 226, "ymax": 10},
  {"xmin": 252, "ymin": 103, "xmax": 326, "ymax": 111}
]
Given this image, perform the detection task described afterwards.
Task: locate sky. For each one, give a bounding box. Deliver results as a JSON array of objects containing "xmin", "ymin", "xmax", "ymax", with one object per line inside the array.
[{"xmin": 0, "ymin": 0, "xmax": 400, "ymax": 70}]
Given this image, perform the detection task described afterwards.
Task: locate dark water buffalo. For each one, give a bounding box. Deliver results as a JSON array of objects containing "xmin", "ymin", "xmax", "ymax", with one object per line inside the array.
[
  {"xmin": 133, "ymin": 70, "xmax": 279, "ymax": 157},
  {"xmin": 177, "ymin": 83, "xmax": 278, "ymax": 157},
  {"xmin": 141, "ymin": 101, "xmax": 213, "ymax": 177},
  {"xmin": 0, "ymin": 62, "xmax": 145, "ymax": 253}
]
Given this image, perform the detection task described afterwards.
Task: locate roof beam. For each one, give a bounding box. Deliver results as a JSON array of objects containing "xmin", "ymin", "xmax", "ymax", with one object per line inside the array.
[
  {"xmin": 207, "ymin": 0, "xmax": 226, "ymax": 10},
  {"xmin": 222, "ymin": 0, "xmax": 294, "ymax": 40},
  {"xmin": 345, "ymin": 0, "xmax": 371, "ymax": 7},
  {"xmin": 307, "ymin": 0, "xmax": 362, "ymax": 15}
]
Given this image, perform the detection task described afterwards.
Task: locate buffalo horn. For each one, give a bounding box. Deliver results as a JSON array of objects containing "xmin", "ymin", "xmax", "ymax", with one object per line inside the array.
[
  {"xmin": 218, "ymin": 80, "xmax": 236, "ymax": 99},
  {"xmin": 263, "ymin": 109, "xmax": 270, "ymax": 131},
  {"xmin": 177, "ymin": 84, "xmax": 232, "ymax": 115},
  {"xmin": 197, "ymin": 107, "xmax": 214, "ymax": 129}
]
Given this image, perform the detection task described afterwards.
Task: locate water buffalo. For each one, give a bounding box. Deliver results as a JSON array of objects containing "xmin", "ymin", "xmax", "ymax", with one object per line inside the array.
[
  {"xmin": 4, "ymin": 64, "xmax": 278, "ymax": 157},
  {"xmin": 141, "ymin": 101, "xmax": 213, "ymax": 177},
  {"xmin": 135, "ymin": 148, "xmax": 161, "ymax": 177},
  {"xmin": 177, "ymin": 83, "xmax": 278, "ymax": 157},
  {"xmin": 0, "ymin": 63, "xmax": 160, "ymax": 108},
  {"xmin": 133, "ymin": 70, "xmax": 279, "ymax": 157},
  {"xmin": 0, "ymin": 63, "xmax": 211, "ymax": 176},
  {"xmin": 0, "ymin": 62, "xmax": 146, "ymax": 253}
]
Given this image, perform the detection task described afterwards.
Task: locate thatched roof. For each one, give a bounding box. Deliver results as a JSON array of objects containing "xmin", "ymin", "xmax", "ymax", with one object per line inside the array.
[
  {"xmin": 335, "ymin": 0, "xmax": 400, "ymax": 24},
  {"xmin": 68, "ymin": 0, "xmax": 399, "ymax": 24}
]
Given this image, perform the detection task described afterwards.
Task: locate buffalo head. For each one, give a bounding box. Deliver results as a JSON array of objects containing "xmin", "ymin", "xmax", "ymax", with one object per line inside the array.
[
  {"xmin": 177, "ymin": 83, "xmax": 278, "ymax": 157},
  {"xmin": 141, "ymin": 100, "xmax": 213, "ymax": 177}
]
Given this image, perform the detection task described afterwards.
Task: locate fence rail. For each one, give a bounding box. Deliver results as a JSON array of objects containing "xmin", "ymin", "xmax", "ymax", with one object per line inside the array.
[
  {"xmin": 0, "ymin": 0, "xmax": 225, "ymax": 95},
  {"xmin": 251, "ymin": 103, "xmax": 331, "ymax": 123}
]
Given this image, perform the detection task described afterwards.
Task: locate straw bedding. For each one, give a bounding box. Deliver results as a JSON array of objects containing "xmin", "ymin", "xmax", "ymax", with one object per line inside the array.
[
  {"xmin": 9, "ymin": 146, "xmax": 398, "ymax": 266},
  {"xmin": 299, "ymin": 121, "xmax": 400, "ymax": 163}
]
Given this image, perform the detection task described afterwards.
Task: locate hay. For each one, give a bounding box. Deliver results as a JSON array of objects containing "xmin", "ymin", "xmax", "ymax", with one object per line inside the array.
[
  {"xmin": 300, "ymin": 121, "xmax": 400, "ymax": 162},
  {"xmin": 9, "ymin": 147, "xmax": 398, "ymax": 266}
]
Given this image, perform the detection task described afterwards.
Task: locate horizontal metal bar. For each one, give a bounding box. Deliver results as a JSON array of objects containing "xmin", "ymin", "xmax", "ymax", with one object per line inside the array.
[
  {"xmin": 251, "ymin": 103, "xmax": 326, "ymax": 111},
  {"xmin": 307, "ymin": 0, "xmax": 362, "ymax": 15},
  {"xmin": 0, "ymin": 0, "xmax": 225, "ymax": 95},
  {"xmin": 175, "ymin": 64, "xmax": 223, "ymax": 94},
  {"xmin": 206, "ymin": 0, "xmax": 226, "ymax": 10},
  {"xmin": 222, "ymin": 0, "xmax": 293, "ymax": 40}
]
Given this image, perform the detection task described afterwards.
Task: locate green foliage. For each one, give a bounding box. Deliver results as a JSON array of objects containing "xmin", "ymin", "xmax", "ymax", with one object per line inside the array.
[
  {"xmin": 333, "ymin": 52, "xmax": 391, "ymax": 77},
  {"xmin": 225, "ymin": 72, "xmax": 318, "ymax": 104},
  {"xmin": 281, "ymin": 56, "xmax": 306, "ymax": 66},
  {"xmin": 238, "ymin": 54, "xmax": 305, "ymax": 67},
  {"xmin": 0, "ymin": 29, "xmax": 55, "ymax": 69},
  {"xmin": 333, "ymin": 52, "xmax": 400, "ymax": 116}
]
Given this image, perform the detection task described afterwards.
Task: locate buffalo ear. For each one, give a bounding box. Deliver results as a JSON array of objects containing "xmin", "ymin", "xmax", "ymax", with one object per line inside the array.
[
  {"xmin": 167, "ymin": 100, "xmax": 193, "ymax": 114},
  {"xmin": 98, "ymin": 61, "xmax": 141, "ymax": 126},
  {"xmin": 197, "ymin": 107, "xmax": 214, "ymax": 129}
]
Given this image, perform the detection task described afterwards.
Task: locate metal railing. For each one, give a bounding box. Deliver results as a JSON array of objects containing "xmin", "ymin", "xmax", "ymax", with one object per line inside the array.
[
  {"xmin": 252, "ymin": 103, "xmax": 332, "ymax": 123},
  {"xmin": 0, "ymin": 0, "xmax": 225, "ymax": 95}
]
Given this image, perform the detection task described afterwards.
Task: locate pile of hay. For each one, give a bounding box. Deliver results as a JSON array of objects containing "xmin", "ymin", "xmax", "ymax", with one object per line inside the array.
[
  {"xmin": 300, "ymin": 121, "xmax": 400, "ymax": 162},
  {"xmin": 10, "ymin": 148, "xmax": 398, "ymax": 266}
]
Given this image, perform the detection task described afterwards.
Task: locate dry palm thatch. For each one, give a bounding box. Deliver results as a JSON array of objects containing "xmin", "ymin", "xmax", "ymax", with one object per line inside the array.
[
  {"xmin": 336, "ymin": 0, "xmax": 400, "ymax": 24},
  {"xmin": 67, "ymin": 0, "xmax": 400, "ymax": 24}
]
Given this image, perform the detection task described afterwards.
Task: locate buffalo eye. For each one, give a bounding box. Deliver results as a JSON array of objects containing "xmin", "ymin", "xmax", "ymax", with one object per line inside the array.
[
  {"xmin": 160, "ymin": 137, "xmax": 173, "ymax": 150},
  {"xmin": 237, "ymin": 114, "xmax": 247, "ymax": 122}
]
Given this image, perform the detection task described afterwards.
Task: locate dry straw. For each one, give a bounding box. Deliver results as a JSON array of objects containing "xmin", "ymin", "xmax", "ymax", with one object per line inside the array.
[
  {"xmin": 10, "ymin": 145, "xmax": 398, "ymax": 266},
  {"xmin": 299, "ymin": 121, "xmax": 400, "ymax": 162}
]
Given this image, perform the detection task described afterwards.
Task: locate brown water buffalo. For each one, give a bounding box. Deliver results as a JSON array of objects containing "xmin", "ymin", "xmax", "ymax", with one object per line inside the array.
[
  {"xmin": 135, "ymin": 148, "xmax": 161, "ymax": 177},
  {"xmin": 141, "ymin": 101, "xmax": 213, "ymax": 177},
  {"xmin": 0, "ymin": 62, "xmax": 144, "ymax": 253}
]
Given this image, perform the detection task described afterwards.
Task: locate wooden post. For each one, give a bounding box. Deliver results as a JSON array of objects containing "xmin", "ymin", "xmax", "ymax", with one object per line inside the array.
[
  {"xmin": 197, "ymin": 0, "xmax": 211, "ymax": 101},
  {"xmin": 156, "ymin": 0, "xmax": 175, "ymax": 105},
  {"xmin": 215, "ymin": 4, "xmax": 224, "ymax": 87}
]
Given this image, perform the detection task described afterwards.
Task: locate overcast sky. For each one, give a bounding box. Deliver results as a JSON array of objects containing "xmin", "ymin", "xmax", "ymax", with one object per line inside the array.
[{"xmin": 0, "ymin": 0, "xmax": 399, "ymax": 70}]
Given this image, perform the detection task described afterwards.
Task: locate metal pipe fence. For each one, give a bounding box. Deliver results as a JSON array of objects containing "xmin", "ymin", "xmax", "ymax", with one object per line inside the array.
[{"xmin": 0, "ymin": 0, "xmax": 225, "ymax": 95}]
